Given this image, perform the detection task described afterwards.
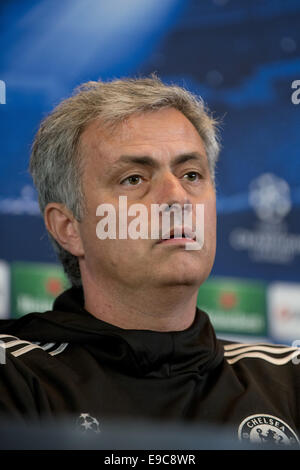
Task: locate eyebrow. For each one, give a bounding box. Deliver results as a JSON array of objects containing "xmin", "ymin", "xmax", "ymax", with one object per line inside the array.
[
  {"xmin": 108, "ymin": 152, "xmax": 205, "ymax": 174},
  {"xmin": 171, "ymin": 152, "xmax": 205, "ymax": 167}
]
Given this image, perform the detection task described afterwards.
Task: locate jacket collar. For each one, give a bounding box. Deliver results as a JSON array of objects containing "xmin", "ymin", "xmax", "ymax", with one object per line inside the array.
[{"xmin": 6, "ymin": 287, "xmax": 224, "ymax": 378}]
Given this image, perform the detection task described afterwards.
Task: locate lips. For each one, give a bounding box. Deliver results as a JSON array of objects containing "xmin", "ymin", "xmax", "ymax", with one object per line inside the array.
[{"xmin": 157, "ymin": 226, "xmax": 196, "ymax": 244}]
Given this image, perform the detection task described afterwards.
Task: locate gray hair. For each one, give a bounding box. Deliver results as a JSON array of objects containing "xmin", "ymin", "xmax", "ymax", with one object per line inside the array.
[{"xmin": 29, "ymin": 75, "xmax": 220, "ymax": 287}]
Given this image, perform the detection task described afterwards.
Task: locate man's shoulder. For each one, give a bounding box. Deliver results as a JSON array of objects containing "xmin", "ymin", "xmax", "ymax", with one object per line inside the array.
[
  {"xmin": 219, "ymin": 338, "xmax": 300, "ymax": 389},
  {"xmin": 219, "ymin": 339, "xmax": 300, "ymax": 367},
  {"xmin": 0, "ymin": 311, "xmax": 72, "ymax": 364},
  {"xmin": 0, "ymin": 331, "xmax": 69, "ymax": 361}
]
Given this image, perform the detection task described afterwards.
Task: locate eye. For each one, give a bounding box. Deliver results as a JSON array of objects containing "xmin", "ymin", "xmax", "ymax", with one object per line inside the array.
[
  {"xmin": 183, "ymin": 171, "xmax": 201, "ymax": 182},
  {"xmin": 121, "ymin": 174, "xmax": 143, "ymax": 186}
]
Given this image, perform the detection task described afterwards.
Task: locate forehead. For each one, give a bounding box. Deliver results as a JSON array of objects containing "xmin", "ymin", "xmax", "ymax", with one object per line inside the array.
[{"xmin": 80, "ymin": 108, "xmax": 207, "ymax": 166}]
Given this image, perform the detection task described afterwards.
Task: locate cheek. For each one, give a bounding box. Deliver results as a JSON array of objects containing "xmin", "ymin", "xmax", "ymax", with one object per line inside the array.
[
  {"xmin": 205, "ymin": 191, "xmax": 216, "ymax": 225},
  {"xmin": 206, "ymin": 206, "xmax": 216, "ymax": 233},
  {"xmin": 79, "ymin": 216, "xmax": 99, "ymax": 251},
  {"xmin": 203, "ymin": 199, "xmax": 217, "ymax": 248}
]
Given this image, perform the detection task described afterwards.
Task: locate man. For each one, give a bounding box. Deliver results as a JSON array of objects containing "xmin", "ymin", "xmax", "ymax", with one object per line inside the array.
[{"xmin": 0, "ymin": 76, "xmax": 300, "ymax": 448}]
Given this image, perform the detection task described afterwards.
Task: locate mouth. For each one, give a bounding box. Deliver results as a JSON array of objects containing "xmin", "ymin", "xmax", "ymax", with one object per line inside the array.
[{"xmin": 156, "ymin": 227, "xmax": 196, "ymax": 245}]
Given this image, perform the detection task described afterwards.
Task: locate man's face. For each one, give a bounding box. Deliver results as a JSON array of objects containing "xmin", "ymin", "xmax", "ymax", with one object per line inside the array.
[{"xmin": 77, "ymin": 108, "xmax": 216, "ymax": 291}]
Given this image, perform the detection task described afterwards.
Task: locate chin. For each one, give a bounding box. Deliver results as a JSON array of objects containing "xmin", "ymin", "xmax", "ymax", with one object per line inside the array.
[
  {"xmin": 151, "ymin": 251, "xmax": 214, "ymax": 288},
  {"xmin": 157, "ymin": 268, "xmax": 208, "ymax": 288}
]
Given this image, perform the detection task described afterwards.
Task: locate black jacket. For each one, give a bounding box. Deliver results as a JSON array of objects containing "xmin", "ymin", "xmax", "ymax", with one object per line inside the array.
[{"xmin": 0, "ymin": 287, "xmax": 300, "ymax": 447}]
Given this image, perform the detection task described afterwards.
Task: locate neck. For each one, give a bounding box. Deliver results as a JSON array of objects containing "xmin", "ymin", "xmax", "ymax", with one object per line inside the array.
[{"xmin": 81, "ymin": 272, "xmax": 199, "ymax": 332}]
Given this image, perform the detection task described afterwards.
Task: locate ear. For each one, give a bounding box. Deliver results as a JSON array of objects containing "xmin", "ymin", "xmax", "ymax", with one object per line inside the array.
[{"xmin": 44, "ymin": 203, "xmax": 84, "ymax": 257}]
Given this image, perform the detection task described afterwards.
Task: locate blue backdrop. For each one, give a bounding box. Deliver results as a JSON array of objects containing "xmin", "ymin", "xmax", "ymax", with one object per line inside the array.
[{"xmin": 0, "ymin": 0, "xmax": 300, "ymax": 340}]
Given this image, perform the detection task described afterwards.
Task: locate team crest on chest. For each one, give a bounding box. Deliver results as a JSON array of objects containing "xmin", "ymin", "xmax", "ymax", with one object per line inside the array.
[{"xmin": 238, "ymin": 414, "xmax": 299, "ymax": 447}]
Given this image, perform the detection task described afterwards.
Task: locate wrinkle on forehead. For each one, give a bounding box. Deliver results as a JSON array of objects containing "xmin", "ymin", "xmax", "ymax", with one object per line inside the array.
[
  {"xmin": 79, "ymin": 108, "xmax": 206, "ymax": 170},
  {"xmin": 117, "ymin": 108, "xmax": 199, "ymax": 142}
]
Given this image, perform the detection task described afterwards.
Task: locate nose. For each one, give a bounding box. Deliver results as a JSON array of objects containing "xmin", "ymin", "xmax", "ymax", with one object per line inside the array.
[{"xmin": 156, "ymin": 171, "xmax": 190, "ymax": 207}]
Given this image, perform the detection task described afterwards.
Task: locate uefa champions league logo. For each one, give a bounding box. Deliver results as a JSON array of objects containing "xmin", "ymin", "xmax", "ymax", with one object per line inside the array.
[
  {"xmin": 229, "ymin": 172, "xmax": 300, "ymax": 264},
  {"xmin": 248, "ymin": 173, "xmax": 292, "ymax": 223},
  {"xmin": 76, "ymin": 413, "xmax": 101, "ymax": 434}
]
